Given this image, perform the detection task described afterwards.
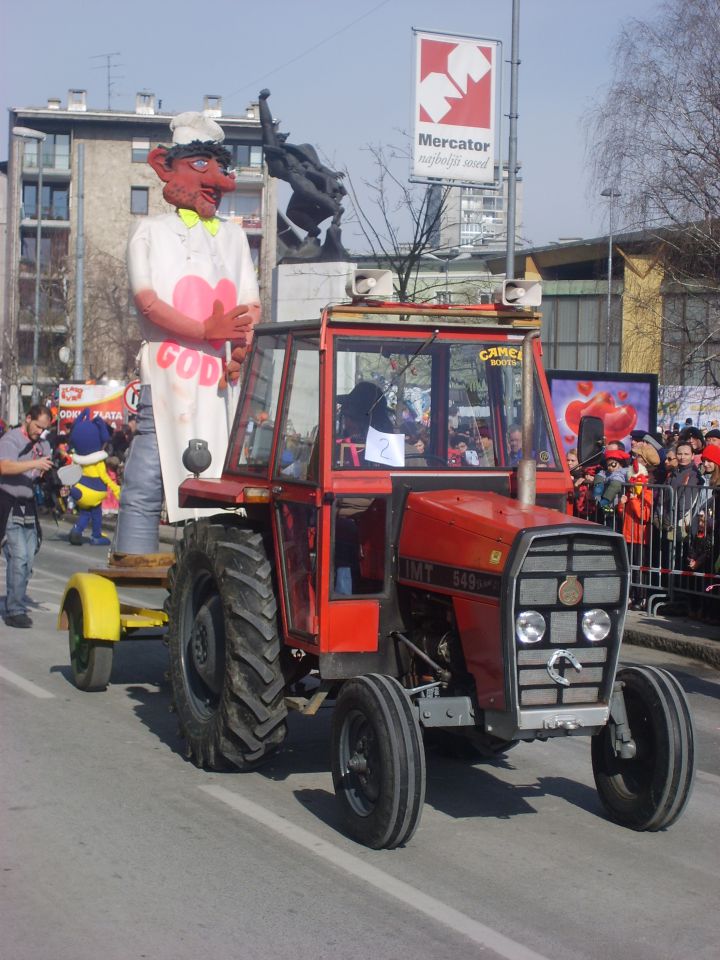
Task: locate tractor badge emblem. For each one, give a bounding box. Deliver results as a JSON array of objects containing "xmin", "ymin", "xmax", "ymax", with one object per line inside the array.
[{"xmin": 558, "ymin": 575, "xmax": 583, "ymax": 606}]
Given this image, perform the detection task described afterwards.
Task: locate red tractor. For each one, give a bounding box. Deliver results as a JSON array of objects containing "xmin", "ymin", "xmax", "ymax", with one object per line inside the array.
[{"xmin": 62, "ymin": 278, "xmax": 695, "ymax": 848}]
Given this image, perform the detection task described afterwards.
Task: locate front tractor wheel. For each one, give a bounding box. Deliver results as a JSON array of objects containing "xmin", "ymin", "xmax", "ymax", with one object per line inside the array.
[
  {"xmin": 591, "ymin": 665, "xmax": 695, "ymax": 831},
  {"xmin": 331, "ymin": 674, "xmax": 426, "ymax": 849},
  {"xmin": 167, "ymin": 521, "xmax": 287, "ymax": 770}
]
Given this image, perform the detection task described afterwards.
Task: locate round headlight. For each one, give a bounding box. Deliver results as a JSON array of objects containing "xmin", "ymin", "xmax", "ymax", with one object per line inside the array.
[
  {"xmin": 582, "ymin": 608, "xmax": 611, "ymax": 642},
  {"xmin": 516, "ymin": 610, "xmax": 546, "ymax": 644}
]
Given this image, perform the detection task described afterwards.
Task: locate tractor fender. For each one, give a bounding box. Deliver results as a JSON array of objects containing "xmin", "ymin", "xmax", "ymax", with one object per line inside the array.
[{"xmin": 57, "ymin": 573, "xmax": 121, "ymax": 642}]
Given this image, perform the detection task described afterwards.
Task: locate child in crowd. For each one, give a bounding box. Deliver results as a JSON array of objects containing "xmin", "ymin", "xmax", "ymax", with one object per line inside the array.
[{"xmin": 593, "ymin": 450, "xmax": 631, "ymax": 525}]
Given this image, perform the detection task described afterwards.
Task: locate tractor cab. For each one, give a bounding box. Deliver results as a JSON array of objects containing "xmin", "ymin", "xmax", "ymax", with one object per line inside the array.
[{"xmin": 179, "ymin": 299, "xmax": 570, "ymax": 665}]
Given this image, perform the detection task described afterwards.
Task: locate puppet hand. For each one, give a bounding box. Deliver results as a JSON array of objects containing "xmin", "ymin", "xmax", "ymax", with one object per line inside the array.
[
  {"xmin": 219, "ymin": 345, "xmax": 249, "ymax": 390},
  {"xmin": 204, "ymin": 300, "xmax": 255, "ymax": 341}
]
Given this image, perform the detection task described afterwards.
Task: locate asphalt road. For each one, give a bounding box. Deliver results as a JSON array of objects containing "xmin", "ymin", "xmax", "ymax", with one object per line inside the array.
[{"xmin": 0, "ymin": 522, "xmax": 718, "ymax": 960}]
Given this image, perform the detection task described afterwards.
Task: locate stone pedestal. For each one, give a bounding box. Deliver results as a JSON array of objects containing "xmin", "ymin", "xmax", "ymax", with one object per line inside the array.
[{"xmin": 271, "ymin": 260, "xmax": 355, "ymax": 323}]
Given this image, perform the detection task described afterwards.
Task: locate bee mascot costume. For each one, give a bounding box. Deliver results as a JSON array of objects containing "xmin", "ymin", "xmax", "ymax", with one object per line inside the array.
[{"xmin": 67, "ymin": 409, "xmax": 121, "ymax": 546}]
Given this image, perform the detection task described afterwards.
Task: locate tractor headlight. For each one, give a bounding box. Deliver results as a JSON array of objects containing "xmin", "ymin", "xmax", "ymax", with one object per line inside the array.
[
  {"xmin": 515, "ymin": 610, "xmax": 546, "ymax": 644},
  {"xmin": 581, "ymin": 608, "xmax": 611, "ymax": 642}
]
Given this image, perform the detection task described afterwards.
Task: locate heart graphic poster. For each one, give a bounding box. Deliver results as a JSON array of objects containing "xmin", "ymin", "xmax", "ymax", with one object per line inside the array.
[{"xmin": 546, "ymin": 371, "xmax": 658, "ymax": 454}]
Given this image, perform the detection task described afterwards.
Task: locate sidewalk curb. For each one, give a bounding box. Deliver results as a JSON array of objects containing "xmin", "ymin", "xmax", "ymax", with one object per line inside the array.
[{"xmin": 623, "ymin": 628, "xmax": 720, "ymax": 670}]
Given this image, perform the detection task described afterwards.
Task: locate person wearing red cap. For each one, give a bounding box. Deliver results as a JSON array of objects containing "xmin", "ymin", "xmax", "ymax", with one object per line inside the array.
[
  {"xmin": 701, "ymin": 442, "xmax": 720, "ymax": 478},
  {"xmin": 593, "ymin": 448, "xmax": 631, "ymax": 526}
]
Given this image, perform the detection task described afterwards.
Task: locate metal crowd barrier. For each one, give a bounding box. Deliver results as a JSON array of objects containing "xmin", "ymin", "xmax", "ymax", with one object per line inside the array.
[{"xmin": 571, "ymin": 479, "xmax": 720, "ymax": 614}]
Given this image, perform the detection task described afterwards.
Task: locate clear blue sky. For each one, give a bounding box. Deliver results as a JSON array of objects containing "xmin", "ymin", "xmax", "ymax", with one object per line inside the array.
[{"xmin": 1, "ymin": 0, "xmax": 659, "ymax": 247}]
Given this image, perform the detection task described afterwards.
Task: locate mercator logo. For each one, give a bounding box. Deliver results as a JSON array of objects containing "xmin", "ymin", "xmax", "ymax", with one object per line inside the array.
[{"xmin": 418, "ymin": 38, "xmax": 493, "ymax": 127}]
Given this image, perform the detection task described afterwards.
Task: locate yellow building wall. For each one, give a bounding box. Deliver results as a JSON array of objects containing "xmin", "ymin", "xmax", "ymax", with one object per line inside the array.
[{"xmin": 619, "ymin": 253, "xmax": 664, "ymax": 374}]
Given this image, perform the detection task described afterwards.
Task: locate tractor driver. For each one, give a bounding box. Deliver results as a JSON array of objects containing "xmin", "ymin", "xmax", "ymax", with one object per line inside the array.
[{"xmin": 336, "ymin": 382, "xmax": 395, "ymax": 467}]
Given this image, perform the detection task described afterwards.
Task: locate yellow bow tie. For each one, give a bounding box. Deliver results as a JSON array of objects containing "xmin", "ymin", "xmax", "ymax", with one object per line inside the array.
[{"xmin": 178, "ymin": 208, "xmax": 220, "ymax": 236}]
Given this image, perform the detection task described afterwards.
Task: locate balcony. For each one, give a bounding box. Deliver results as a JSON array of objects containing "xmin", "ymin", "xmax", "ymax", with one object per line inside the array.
[
  {"xmin": 225, "ymin": 214, "xmax": 263, "ymax": 232},
  {"xmin": 234, "ymin": 165, "xmax": 264, "ymax": 183}
]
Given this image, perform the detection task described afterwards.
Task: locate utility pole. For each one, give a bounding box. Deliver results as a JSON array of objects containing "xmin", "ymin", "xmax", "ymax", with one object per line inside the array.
[
  {"xmin": 12, "ymin": 126, "xmax": 47, "ymax": 404},
  {"xmin": 504, "ymin": 0, "xmax": 521, "ymax": 283}
]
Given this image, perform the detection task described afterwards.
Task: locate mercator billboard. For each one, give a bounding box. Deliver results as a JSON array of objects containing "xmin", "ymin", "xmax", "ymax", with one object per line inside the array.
[{"xmin": 413, "ymin": 30, "xmax": 500, "ymax": 184}]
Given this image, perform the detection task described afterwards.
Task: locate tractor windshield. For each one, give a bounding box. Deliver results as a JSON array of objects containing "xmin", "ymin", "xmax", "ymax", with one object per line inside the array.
[{"xmin": 333, "ymin": 335, "xmax": 559, "ymax": 470}]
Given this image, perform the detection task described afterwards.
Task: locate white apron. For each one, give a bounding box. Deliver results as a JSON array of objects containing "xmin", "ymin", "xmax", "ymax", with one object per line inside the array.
[{"xmin": 128, "ymin": 214, "xmax": 258, "ymax": 522}]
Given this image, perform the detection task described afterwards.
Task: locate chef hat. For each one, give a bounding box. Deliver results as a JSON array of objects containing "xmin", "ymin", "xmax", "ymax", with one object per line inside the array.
[{"xmin": 170, "ymin": 112, "xmax": 225, "ymax": 146}]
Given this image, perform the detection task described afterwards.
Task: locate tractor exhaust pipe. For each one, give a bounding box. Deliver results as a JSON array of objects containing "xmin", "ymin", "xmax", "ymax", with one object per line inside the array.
[{"xmin": 517, "ymin": 330, "xmax": 539, "ymax": 506}]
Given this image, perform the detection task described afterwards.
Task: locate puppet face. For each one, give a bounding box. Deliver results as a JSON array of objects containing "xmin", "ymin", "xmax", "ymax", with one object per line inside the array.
[{"xmin": 150, "ymin": 150, "xmax": 236, "ymax": 219}]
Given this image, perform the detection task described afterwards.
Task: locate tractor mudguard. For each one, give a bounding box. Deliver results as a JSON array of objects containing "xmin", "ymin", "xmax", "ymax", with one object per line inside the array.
[{"xmin": 57, "ymin": 573, "xmax": 121, "ymax": 641}]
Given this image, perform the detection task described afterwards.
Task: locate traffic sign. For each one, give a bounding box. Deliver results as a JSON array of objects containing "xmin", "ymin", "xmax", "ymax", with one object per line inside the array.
[{"xmin": 123, "ymin": 379, "xmax": 141, "ymax": 413}]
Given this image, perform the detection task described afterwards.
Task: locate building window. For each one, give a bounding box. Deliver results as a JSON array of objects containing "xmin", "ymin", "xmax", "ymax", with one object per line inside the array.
[
  {"xmin": 22, "ymin": 133, "xmax": 71, "ymax": 172},
  {"xmin": 226, "ymin": 143, "xmax": 263, "ymax": 169},
  {"xmin": 541, "ymin": 295, "xmax": 621, "ymax": 372},
  {"xmin": 132, "ymin": 138, "xmax": 150, "ymax": 163},
  {"xmin": 130, "ymin": 187, "xmax": 149, "ymax": 215},
  {"xmin": 218, "ymin": 189, "xmax": 262, "ymax": 226},
  {"xmin": 20, "ymin": 229, "xmax": 68, "ymax": 271},
  {"xmin": 22, "ymin": 183, "xmax": 69, "ymax": 220},
  {"xmin": 662, "ymin": 294, "xmax": 720, "ymax": 386}
]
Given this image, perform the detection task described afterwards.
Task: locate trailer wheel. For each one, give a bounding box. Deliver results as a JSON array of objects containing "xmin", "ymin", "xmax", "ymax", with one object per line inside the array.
[
  {"xmin": 331, "ymin": 674, "xmax": 426, "ymax": 849},
  {"xmin": 167, "ymin": 521, "xmax": 287, "ymax": 771},
  {"xmin": 66, "ymin": 592, "xmax": 114, "ymax": 692},
  {"xmin": 591, "ymin": 664, "xmax": 695, "ymax": 831}
]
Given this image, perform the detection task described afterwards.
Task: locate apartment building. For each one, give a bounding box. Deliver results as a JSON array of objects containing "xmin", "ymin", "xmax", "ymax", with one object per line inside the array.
[
  {"xmin": 437, "ymin": 163, "xmax": 524, "ymax": 254},
  {"xmin": 2, "ymin": 90, "xmax": 276, "ymax": 420}
]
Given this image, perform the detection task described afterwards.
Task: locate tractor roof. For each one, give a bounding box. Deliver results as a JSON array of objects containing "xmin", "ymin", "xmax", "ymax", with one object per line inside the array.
[{"xmin": 256, "ymin": 301, "xmax": 541, "ymax": 337}]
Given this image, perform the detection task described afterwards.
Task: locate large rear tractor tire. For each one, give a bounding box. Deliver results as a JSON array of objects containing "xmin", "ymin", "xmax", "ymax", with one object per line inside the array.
[
  {"xmin": 591, "ymin": 664, "xmax": 695, "ymax": 831},
  {"xmin": 167, "ymin": 521, "xmax": 288, "ymax": 770},
  {"xmin": 66, "ymin": 593, "xmax": 114, "ymax": 692},
  {"xmin": 331, "ymin": 674, "xmax": 426, "ymax": 849}
]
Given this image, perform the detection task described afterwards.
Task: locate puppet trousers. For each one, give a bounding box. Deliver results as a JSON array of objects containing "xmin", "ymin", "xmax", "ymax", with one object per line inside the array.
[{"xmin": 112, "ymin": 386, "xmax": 163, "ymax": 554}]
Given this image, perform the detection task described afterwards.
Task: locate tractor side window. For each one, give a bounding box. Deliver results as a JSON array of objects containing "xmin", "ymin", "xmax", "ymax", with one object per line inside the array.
[
  {"xmin": 274, "ymin": 338, "xmax": 320, "ymax": 482},
  {"xmin": 234, "ymin": 336, "xmax": 287, "ymax": 473},
  {"xmin": 332, "ymin": 497, "xmax": 387, "ymax": 597}
]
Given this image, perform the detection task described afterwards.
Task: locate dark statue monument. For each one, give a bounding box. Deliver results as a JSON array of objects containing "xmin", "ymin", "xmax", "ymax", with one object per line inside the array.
[{"xmin": 259, "ymin": 89, "xmax": 350, "ymax": 262}]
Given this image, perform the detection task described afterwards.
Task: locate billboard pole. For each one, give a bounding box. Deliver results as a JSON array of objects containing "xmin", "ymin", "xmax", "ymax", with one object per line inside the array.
[{"xmin": 504, "ymin": 0, "xmax": 520, "ymax": 281}]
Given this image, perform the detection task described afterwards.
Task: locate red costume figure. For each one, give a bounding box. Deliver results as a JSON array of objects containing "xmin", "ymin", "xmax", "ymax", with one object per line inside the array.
[{"xmin": 113, "ymin": 113, "xmax": 260, "ymax": 556}]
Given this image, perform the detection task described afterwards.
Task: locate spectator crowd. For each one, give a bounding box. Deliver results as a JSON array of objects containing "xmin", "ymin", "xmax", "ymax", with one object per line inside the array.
[{"xmin": 567, "ymin": 421, "xmax": 720, "ymax": 621}]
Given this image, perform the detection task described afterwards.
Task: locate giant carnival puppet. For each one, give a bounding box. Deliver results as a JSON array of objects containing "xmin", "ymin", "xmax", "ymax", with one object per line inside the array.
[{"xmin": 112, "ymin": 112, "xmax": 260, "ymax": 558}]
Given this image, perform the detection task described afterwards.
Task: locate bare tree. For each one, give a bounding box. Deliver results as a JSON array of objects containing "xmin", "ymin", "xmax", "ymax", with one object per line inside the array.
[
  {"xmin": 586, "ymin": 0, "xmax": 720, "ymax": 387},
  {"xmin": 81, "ymin": 246, "xmax": 141, "ymax": 380},
  {"xmin": 344, "ymin": 143, "xmax": 455, "ymax": 302}
]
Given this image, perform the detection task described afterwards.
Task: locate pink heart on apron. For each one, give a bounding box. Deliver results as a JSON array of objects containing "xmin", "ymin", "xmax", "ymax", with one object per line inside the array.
[{"xmin": 172, "ymin": 276, "xmax": 238, "ymax": 350}]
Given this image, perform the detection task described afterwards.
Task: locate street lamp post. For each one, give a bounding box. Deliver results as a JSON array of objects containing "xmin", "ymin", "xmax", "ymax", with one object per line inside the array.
[
  {"xmin": 600, "ymin": 187, "xmax": 621, "ymax": 372},
  {"xmin": 13, "ymin": 125, "xmax": 47, "ymax": 404}
]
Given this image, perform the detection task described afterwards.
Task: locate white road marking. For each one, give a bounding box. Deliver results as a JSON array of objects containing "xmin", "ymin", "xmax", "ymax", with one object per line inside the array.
[
  {"xmin": 201, "ymin": 784, "xmax": 551, "ymax": 960},
  {"xmin": 0, "ymin": 665, "xmax": 55, "ymax": 699}
]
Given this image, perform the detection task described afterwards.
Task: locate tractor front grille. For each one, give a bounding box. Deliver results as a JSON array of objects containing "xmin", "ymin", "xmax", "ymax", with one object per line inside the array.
[{"xmin": 512, "ymin": 533, "xmax": 627, "ymax": 710}]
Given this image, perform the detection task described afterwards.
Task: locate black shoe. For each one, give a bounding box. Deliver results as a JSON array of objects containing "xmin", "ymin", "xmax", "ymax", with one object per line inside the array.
[
  {"xmin": 69, "ymin": 530, "xmax": 84, "ymax": 546},
  {"xmin": 4, "ymin": 613, "xmax": 33, "ymax": 628}
]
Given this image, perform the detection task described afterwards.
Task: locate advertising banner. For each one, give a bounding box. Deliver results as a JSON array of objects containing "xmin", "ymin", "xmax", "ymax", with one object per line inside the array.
[
  {"xmin": 413, "ymin": 30, "xmax": 500, "ymax": 184},
  {"xmin": 546, "ymin": 371, "xmax": 658, "ymax": 455},
  {"xmin": 657, "ymin": 385, "xmax": 720, "ymax": 430},
  {"xmin": 57, "ymin": 383, "xmax": 126, "ymax": 432}
]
